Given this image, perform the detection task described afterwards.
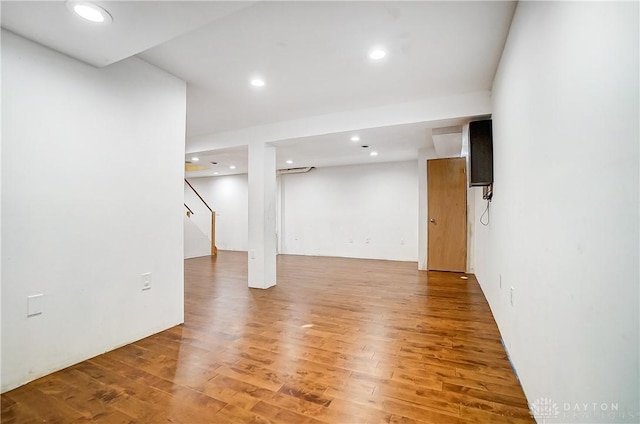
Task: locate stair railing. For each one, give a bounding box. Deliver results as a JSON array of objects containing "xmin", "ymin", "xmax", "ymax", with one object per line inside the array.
[{"xmin": 184, "ymin": 179, "xmax": 217, "ymax": 256}]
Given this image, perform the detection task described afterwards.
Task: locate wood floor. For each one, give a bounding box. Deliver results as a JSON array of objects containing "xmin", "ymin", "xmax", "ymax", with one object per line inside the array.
[{"xmin": 2, "ymin": 251, "xmax": 533, "ymax": 423}]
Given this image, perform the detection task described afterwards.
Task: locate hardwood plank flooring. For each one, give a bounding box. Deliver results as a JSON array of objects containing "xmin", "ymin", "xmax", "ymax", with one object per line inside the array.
[{"xmin": 2, "ymin": 251, "xmax": 533, "ymax": 423}]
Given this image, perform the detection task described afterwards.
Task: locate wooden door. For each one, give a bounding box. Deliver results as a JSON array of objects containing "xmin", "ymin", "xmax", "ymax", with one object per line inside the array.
[{"xmin": 427, "ymin": 158, "xmax": 467, "ymax": 272}]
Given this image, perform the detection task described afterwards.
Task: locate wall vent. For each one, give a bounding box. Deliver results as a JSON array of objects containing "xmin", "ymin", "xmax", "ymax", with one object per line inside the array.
[{"xmin": 277, "ymin": 166, "xmax": 315, "ymax": 175}]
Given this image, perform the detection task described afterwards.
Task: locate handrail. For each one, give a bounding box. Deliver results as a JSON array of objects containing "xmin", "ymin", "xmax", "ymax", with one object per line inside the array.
[
  {"xmin": 184, "ymin": 203, "xmax": 194, "ymax": 215},
  {"xmin": 184, "ymin": 178, "xmax": 217, "ymax": 256},
  {"xmin": 184, "ymin": 179, "xmax": 212, "ymax": 212}
]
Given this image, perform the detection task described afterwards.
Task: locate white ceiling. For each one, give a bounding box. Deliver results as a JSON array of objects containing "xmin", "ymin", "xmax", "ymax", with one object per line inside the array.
[
  {"xmin": 1, "ymin": 1, "xmax": 255, "ymax": 67},
  {"xmin": 139, "ymin": 1, "xmax": 514, "ymax": 137},
  {"xmin": 184, "ymin": 118, "xmax": 471, "ymax": 178},
  {"xmin": 1, "ymin": 1, "xmax": 516, "ymax": 177}
]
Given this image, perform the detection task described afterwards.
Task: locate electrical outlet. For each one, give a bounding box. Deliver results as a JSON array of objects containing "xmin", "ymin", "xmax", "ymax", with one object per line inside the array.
[
  {"xmin": 510, "ymin": 286, "xmax": 515, "ymax": 306},
  {"xmin": 400, "ymin": 238, "xmax": 405, "ymax": 245},
  {"xmin": 365, "ymin": 237, "xmax": 370, "ymax": 244},
  {"xmin": 141, "ymin": 273, "xmax": 152, "ymax": 291}
]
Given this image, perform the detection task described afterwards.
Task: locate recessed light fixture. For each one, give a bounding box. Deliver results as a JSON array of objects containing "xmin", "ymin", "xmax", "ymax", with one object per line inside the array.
[
  {"xmin": 369, "ymin": 48, "xmax": 387, "ymax": 60},
  {"xmin": 370, "ymin": 151, "xmax": 379, "ymax": 157},
  {"xmin": 250, "ymin": 78, "xmax": 265, "ymax": 87},
  {"xmin": 229, "ymin": 165, "xmax": 236, "ymax": 169},
  {"xmin": 191, "ymin": 157, "xmax": 199, "ymax": 162},
  {"xmin": 214, "ymin": 172, "xmax": 219, "ymax": 175},
  {"xmin": 67, "ymin": 1, "xmax": 113, "ymax": 24},
  {"xmin": 286, "ymin": 159, "xmax": 293, "ymax": 165},
  {"xmin": 350, "ymin": 136, "xmax": 360, "ymax": 142}
]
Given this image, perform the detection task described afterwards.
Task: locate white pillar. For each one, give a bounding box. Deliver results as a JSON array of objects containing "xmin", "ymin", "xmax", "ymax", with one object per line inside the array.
[{"xmin": 247, "ymin": 141, "xmax": 277, "ymax": 289}]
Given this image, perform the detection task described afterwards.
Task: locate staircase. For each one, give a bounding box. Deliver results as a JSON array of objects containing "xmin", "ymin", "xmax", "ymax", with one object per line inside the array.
[{"xmin": 184, "ymin": 179, "xmax": 217, "ymax": 258}]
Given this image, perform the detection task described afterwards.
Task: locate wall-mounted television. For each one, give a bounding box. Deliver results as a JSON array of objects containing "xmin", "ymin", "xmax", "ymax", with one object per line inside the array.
[{"xmin": 468, "ymin": 119, "xmax": 493, "ymax": 187}]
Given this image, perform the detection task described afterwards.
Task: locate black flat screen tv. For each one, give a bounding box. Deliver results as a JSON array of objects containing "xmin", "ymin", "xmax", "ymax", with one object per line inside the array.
[{"xmin": 469, "ymin": 119, "xmax": 493, "ymax": 187}]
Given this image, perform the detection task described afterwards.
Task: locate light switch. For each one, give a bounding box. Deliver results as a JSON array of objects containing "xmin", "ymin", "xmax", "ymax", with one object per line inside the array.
[
  {"xmin": 27, "ymin": 294, "xmax": 44, "ymax": 317},
  {"xmin": 141, "ymin": 273, "xmax": 152, "ymax": 291}
]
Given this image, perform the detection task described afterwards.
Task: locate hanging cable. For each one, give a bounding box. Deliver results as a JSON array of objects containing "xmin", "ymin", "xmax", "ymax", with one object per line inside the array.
[{"xmin": 480, "ymin": 199, "xmax": 490, "ymax": 226}]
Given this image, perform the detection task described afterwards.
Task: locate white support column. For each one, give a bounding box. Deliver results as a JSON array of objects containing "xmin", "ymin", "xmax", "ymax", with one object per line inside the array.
[{"xmin": 247, "ymin": 141, "xmax": 277, "ymax": 289}]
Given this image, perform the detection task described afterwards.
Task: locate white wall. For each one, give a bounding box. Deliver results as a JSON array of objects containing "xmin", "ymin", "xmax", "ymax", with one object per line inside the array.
[
  {"xmin": 184, "ymin": 180, "xmax": 213, "ymax": 258},
  {"xmin": 417, "ymin": 149, "xmax": 431, "ymax": 270},
  {"xmin": 0, "ymin": 29, "xmax": 3, "ymax": 387},
  {"xmin": 280, "ymin": 161, "xmax": 418, "ymax": 261},
  {"xmin": 1, "ymin": 31, "xmax": 186, "ymax": 392},
  {"xmin": 474, "ymin": 2, "xmax": 639, "ymax": 421},
  {"xmin": 187, "ymin": 161, "xmax": 419, "ymax": 261},
  {"xmin": 183, "ymin": 215, "xmax": 211, "ymax": 259},
  {"xmin": 188, "ymin": 174, "xmax": 249, "ymax": 252}
]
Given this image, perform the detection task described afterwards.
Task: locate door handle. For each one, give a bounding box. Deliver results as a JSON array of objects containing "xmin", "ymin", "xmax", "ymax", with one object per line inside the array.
[{"xmin": 429, "ymin": 218, "xmax": 436, "ymax": 224}]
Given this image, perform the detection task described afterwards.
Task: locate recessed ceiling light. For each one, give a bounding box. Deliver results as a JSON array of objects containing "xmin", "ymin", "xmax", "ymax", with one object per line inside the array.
[
  {"xmin": 250, "ymin": 78, "xmax": 265, "ymax": 87},
  {"xmin": 67, "ymin": 1, "xmax": 112, "ymax": 24},
  {"xmin": 370, "ymin": 151, "xmax": 379, "ymax": 156},
  {"xmin": 229, "ymin": 165, "xmax": 236, "ymax": 169},
  {"xmin": 351, "ymin": 136, "xmax": 360, "ymax": 142},
  {"xmin": 191, "ymin": 157, "xmax": 199, "ymax": 162},
  {"xmin": 369, "ymin": 48, "xmax": 387, "ymax": 60},
  {"xmin": 214, "ymin": 172, "xmax": 219, "ymax": 175},
  {"xmin": 286, "ymin": 159, "xmax": 293, "ymax": 164}
]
